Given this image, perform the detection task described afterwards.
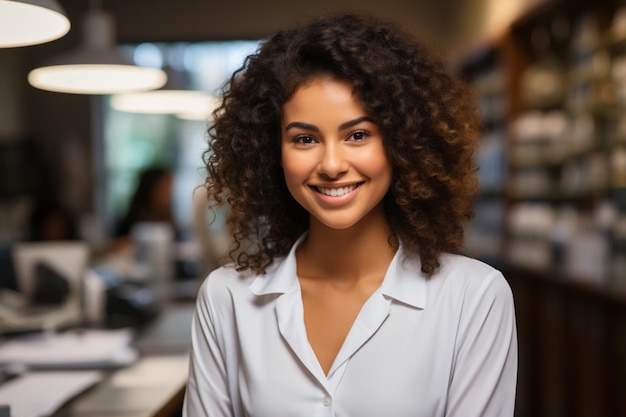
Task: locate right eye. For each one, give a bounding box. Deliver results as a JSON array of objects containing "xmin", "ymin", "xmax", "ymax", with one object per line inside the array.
[{"xmin": 294, "ymin": 135, "xmax": 317, "ymax": 145}]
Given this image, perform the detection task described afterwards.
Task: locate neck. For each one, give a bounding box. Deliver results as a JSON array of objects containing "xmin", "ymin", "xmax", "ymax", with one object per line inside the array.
[{"xmin": 297, "ymin": 206, "xmax": 397, "ymax": 282}]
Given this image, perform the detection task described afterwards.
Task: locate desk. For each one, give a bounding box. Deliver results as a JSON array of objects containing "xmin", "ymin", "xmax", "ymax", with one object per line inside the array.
[
  {"xmin": 57, "ymin": 304, "xmax": 194, "ymax": 417},
  {"xmin": 64, "ymin": 355, "xmax": 188, "ymax": 417}
]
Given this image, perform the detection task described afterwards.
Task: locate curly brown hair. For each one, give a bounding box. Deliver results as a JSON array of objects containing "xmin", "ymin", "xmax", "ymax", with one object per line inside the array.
[{"xmin": 204, "ymin": 13, "xmax": 480, "ymax": 276}]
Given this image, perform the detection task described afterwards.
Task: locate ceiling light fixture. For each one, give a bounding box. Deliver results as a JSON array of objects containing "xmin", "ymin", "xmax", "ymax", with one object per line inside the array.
[
  {"xmin": 27, "ymin": 7, "xmax": 166, "ymax": 94},
  {"xmin": 110, "ymin": 90, "xmax": 220, "ymax": 120},
  {"xmin": 110, "ymin": 64, "xmax": 220, "ymax": 119},
  {"xmin": 0, "ymin": 0, "xmax": 70, "ymax": 48}
]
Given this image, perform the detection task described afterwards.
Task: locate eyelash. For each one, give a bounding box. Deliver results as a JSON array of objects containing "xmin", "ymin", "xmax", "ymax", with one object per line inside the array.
[
  {"xmin": 349, "ymin": 130, "xmax": 370, "ymax": 141},
  {"xmin": 293, "ymin": 135, "xmax": 316, "ymax": 145},
  {"xmin": 292, "ymin": 130, "xmax": 370, "ymax": 144}
]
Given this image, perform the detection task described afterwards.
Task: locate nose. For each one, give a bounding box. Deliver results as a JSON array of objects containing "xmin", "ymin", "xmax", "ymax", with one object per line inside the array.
[{"xmin": 318, "ymin": 142, "xmax": 348, "ymax": 178}]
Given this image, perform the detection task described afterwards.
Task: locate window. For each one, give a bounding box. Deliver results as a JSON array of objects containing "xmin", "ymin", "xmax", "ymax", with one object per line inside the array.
[{"xmin": 102, "ymin": 40, "xmax": 260, "ymax": 240}]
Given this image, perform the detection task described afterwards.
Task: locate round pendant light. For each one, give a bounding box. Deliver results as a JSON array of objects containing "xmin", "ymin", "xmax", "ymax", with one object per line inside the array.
[
  {"xmin": 110, "ymin": 63, "xmax": 220, "ymax": 119},
  {"xmin": 28, "ymin": 9, "xmax": 166, "ymax": 94},
  {"xmin": 110, "ymin": 90, "xmax": 220, "ymax": 120},
  {"xmin": 0, "ymin": 0, "xmax": 70, "ymax": 47}
]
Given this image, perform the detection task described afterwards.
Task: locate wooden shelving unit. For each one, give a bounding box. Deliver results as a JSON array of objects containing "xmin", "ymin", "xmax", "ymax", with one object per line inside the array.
[{"xmin": 457, "ymin": 1, "xmax": 626, "ymax": 416}]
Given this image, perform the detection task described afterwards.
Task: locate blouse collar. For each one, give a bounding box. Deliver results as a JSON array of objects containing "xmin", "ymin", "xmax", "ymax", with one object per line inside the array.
[{"xmin": 249, "ymin": 234, "xmax": 426, "ymax": 309}]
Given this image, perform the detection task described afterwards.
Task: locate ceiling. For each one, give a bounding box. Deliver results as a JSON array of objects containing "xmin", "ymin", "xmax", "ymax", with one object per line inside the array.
[
  {"xmin": 57, "ymin": 0, "xmax": 461, "ymax": 52},
  {"xmin": 0, "ymin": 0, "xmax": 536, "ymax": 144}
]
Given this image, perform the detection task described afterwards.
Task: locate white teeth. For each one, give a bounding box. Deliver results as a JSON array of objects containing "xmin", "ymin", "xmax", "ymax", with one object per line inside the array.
[{"xmin": 317, "ymin": 184, "xmax": 357, "ymax": 197}]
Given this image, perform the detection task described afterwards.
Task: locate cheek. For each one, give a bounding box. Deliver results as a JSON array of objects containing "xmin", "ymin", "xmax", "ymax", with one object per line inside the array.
[
  {"xmin": 281, "ymin": 161, "xmax": 309, "ymax": 205},
  {"xmin": 358, "ymin": 147, "xmax": 392, "ymax": 177},
  {"xmin": 281, "ymin": 150, "xmax": 312, "ymax": 181},
  {"xmin": 281, "ymin": 156, "xmax": 304, "ymax": 189}
]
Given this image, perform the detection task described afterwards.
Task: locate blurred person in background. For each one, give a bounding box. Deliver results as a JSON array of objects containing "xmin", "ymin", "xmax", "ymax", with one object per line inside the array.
[
  {"xmin": 28, "ymin": 198, "xmax": 79, "ymax": 242},
  {"xmin": 112, "ymin": 167, "xmax": 175, "ymax": 252}
]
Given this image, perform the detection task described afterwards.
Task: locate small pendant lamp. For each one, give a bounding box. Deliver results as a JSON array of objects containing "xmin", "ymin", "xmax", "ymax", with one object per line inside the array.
[
  {"xmin": 110, "ymin": 65, "xmax": 220, "ymax": 120},
  {"xmin": 0, "ymin": 0, "xmax": 70, "ymax": 48},
  {"xmin": 27, "ymin": 7, "xmax": 166, "ymax": 94},
  {"xmin": 110, "ymin": 89, "xmax": 220, "ymax": 120}
]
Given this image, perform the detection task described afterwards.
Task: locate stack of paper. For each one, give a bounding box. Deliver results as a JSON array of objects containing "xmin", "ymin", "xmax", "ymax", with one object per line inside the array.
[
  {"xmin": 0, "ymin": 371, "xmax": 104, "ymax": 417},
  {"xmin": 0, "ymin": 328, "xmax": 137, "ymax": 369},
  {"xmin": 71, "ymin": 355, "xmax": 189, "ymax": 416}
]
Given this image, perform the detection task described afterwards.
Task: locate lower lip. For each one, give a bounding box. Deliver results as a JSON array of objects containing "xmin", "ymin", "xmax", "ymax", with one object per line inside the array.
[{"xmin": 314, "ymin": 185, "xmax": 361, "ymax": 206}]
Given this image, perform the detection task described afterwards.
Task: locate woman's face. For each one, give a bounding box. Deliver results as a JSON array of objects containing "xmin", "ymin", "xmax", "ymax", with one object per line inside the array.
[{"xmin": 280, "ymin": 76, "xmax": 392, "ymax": 230}]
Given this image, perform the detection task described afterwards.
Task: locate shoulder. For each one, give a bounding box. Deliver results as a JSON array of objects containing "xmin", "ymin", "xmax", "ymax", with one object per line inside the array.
[
  {"xmin": 439, "ymin": 253, "xmax": 500, "ymax": 277},
  {"xmin": 205, "ymin": 263, "xmax": 257, "ymax": 284},
  {"xmin": 195, "ymin": 264, "xmax": 257, "ymax": 310},
  {"xmin": 432, "ymin": 253, "xmax": 513, "ymax": 306},
  {"xmin": 421, "ymin": 254, "xmax": 517, "ymax": 351},
  {"xmin": 193, "ymin": 258, "xmax": 291, "ymax": 335},
  {"xmin": 196, "ymin": 256, "xmax": 288, "ymax": 307}
]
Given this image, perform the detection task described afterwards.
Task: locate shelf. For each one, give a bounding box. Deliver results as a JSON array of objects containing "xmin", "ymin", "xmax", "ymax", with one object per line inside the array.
[
  {"xmin": 508, "ymin": 186, "xmax": 616, "ymax": 202},
  {"xmin": 460, "ymin": 0, "xmax": 626, "ymax": 290},
  {"xmin": 501, "ymin": 262, "xmax": 626, "ymax": 308},
  {"xmin": 461, "ymin": 3, "xmax": 626, "ymax": 415}
]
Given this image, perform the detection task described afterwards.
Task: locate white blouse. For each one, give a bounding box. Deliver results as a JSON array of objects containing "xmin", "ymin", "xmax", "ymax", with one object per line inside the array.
[{"xmin": 183, "ymin": 238, "xmax": 517, "ymax": 417}]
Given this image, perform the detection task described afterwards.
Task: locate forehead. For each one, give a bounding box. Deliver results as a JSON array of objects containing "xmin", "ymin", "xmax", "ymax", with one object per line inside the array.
[{"xmin": 281, "ymin": 77, "xmax": 366, "ymax": 121}]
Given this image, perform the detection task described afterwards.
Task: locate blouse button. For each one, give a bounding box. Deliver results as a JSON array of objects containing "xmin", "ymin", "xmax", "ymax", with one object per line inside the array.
[{"xmin": 323, "ymin": 396, "xmax": 331, "ymax": 407}]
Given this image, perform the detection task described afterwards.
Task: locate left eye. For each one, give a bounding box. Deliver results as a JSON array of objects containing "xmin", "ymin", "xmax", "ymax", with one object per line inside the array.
[{"xmin": 349, "ymin": 131, "xmax": 369, "ymax": 141}]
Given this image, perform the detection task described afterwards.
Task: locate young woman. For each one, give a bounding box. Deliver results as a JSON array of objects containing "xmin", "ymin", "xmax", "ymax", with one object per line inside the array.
[{"xmin": 183, "ymin": 13, "xmax": 517, "ymax": 417}]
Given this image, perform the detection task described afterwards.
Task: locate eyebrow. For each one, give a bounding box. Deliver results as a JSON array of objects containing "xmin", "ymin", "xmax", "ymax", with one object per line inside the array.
[{"xmin": 284, "ymin": 116, "xmax": 374, "ymax": 132}]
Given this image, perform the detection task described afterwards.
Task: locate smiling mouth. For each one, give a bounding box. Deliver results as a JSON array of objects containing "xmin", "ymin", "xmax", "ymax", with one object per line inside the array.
[{"xmin": 314, "ymin": 183, "xmax": 363, "ymax": 197}]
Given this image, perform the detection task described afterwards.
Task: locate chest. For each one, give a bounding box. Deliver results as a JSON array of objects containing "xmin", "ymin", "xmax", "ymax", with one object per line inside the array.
[
  {"xmin": 301, "ymin": 284, "xmax": 376, "ymax": 375},
  {"xmin": 229, "ymin": 295, "xmax": 457, "ymax": 417}
]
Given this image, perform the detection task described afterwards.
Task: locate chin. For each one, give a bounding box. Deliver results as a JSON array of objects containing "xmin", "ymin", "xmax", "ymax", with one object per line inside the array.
[{"xmin": 315, "ymin": 216, "xmax": 363, "ymax": 231}]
